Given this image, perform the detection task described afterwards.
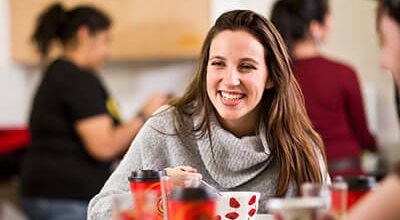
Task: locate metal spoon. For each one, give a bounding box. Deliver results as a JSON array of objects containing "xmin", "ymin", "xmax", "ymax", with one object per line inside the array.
[{"xmin": 200, "ymin": 180, "xmax": 223, "ymax": 197}]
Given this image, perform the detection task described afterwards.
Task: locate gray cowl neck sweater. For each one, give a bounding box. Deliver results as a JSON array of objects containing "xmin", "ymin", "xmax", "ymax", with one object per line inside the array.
[
  {"xmin": 196, "ymin": 111, "xmax": 272, "ymax": 188},
  {"xmin": 87, "ymin": 106, "xmax": 329, "ymax": 219}
]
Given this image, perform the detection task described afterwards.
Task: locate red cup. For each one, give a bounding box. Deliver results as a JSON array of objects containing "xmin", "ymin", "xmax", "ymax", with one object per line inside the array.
[
  {"xmin": 330, "ymin": 181, "xmax": 348, "ymax": 218},
  {"xmin": 128, "ymin": 170, "xmax": 165, "ymax": 219},
  {"xmin": 168, "ymin": 187, "xmax": 216, "ymax": 220},
  {"xmin": 160, "ymin": 175, "xmax": 202, "ymax": 220},
  {"xmin": 118, "ymin": 210, "xmax": 136, "ymax": 220},
  {"xmin": 333, "ymin": 176, "xmax": 376, "ymax": 210}
]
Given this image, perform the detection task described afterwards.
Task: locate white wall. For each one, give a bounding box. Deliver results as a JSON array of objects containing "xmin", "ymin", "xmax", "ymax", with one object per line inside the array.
[
  {"xmin": 1, "ymin": 0, "xmax": 399, "ymax": 159},
  {"xmin": 0, "ymin": 0, "xmax": 30, "ymax": 126}
]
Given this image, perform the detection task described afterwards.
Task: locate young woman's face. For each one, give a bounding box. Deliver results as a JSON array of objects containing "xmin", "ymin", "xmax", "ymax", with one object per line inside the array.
[
  {"xmin": 206, "ymin": 30, "xmax": 269, "ymax": 128},
  {"xmin": 379, "ymin": 14, "xmax": 400, "ymax": 86},
  {"xmin": 87, "ymin": 29, "xmax": 111, "ymax": 70}
]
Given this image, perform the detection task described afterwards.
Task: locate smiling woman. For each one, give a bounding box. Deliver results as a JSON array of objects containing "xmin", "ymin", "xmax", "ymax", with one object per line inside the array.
[{"xmin": 88, "ymin": 9, "xmax": 330, "ymax": 219}]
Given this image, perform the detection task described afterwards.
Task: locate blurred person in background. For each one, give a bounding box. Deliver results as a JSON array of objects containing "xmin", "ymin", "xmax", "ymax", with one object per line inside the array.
[
  {"xmin": 321, "ymin": 0, "xmax": 400, "ymax": 219},
  {"xmin": 20, "ymin": 3, "xmax": 170, "ymax": 220},
  {"xmin": 342, "ymin": 0, "xmax": 400, "ymax": 218},
  {"xmin": 378, "ymin": 0, "xmax": 400, "ymax": 121},
  {"xmin": 271, "ymin": 0, "xmax": 378, "ymax": 177}
]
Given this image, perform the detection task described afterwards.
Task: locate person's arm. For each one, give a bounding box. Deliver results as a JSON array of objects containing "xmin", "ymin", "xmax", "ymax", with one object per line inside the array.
[
  {"xmin": 75, "ymin": 93, "xmax": 171, "ymax": 161},
  {"xmin": 343, "ymin": 68, "xmax": 377, "ymax": 151},
  {"xmin": 75, "ymin": 114, "xmax": 144, "ymax": 161},
  {"xmin": 63, "ymin": 71, "xmax": 169, "ymax": 161}
]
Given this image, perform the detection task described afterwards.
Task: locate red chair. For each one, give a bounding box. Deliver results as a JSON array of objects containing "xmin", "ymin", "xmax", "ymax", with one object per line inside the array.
[
  {"xmin": 0, "ymin": 128, "xmax": 30, "ymax": 155},
  {"xmin": 0, "ymin": 128, "xmax": 30, "ymax": 178}
]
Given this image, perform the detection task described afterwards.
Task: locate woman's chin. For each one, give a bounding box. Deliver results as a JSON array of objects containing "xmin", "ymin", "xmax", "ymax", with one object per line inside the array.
[{"xmin": 216, "ymin": 111, "xmax": 244, "ymax": 122}]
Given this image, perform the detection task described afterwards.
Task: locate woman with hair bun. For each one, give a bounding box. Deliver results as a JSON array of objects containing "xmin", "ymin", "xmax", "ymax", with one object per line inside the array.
[{"xmin": 20, "ymin": 4, "xmax": 170, "ymax": 220}]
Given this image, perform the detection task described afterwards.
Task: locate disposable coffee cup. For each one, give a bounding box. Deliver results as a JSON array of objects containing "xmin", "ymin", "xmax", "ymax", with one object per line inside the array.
[{"xmin": 128, "ymin": 170, "xmax": 165, "ymax": 219}]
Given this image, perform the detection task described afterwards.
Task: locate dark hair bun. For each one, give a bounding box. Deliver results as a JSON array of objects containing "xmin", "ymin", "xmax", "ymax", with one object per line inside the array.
[{"xmin": 32, "ymin": 3, "xmax": 67, "ymax": 57}]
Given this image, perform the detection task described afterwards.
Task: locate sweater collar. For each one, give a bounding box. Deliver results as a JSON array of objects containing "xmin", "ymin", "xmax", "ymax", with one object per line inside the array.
[{"xmin": 196, "ymin": 111, "xmax": 272, "ymax": 188}]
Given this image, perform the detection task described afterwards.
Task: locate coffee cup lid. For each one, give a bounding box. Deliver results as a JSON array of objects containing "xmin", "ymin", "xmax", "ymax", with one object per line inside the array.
[
  {"xmin": 128, "ymin": 169, "xmax": 165, "ymax": 182},
  {"xmin": 334, "ymin": 176, "xmax": 376, "ymax": 191}
]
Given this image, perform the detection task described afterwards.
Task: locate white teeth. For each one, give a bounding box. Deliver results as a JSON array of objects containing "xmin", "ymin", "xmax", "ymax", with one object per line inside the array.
[{"xmin": 221, "ymin": 91, "xmax": 244, "ymax": 100}]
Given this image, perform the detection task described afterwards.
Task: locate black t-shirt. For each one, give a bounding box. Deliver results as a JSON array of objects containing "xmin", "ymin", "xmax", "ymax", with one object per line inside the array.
[{"xmin": 21, "ymin": 59, "xmax": 120, "ymax": 201}]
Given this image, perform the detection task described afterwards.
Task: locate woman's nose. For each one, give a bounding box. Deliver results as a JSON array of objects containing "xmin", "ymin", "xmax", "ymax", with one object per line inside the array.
[{"xmin": 222, "ymin": 68, "xmax": 240, "ymax": 86}]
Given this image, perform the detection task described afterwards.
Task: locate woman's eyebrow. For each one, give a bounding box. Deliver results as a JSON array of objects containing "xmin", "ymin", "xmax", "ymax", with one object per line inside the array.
[
  {"xmin": 209, "ymin": 55, "xmax": 226, "ymax": 60},
  {"xmin": 240, "ymin": 57, "xmax": 259, "ymax": 64}
]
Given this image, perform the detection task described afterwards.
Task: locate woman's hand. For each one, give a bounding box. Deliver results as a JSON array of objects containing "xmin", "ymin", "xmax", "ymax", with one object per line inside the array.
[{"xmin": 164, "ymin": 166, "xmax": 202, "ymax": 179}]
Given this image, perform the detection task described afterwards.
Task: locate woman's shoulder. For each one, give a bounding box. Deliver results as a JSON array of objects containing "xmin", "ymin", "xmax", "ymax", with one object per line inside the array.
[
  {"xmin": 133, "ymin": 105, "xmax": 194, "ymax": 150},
  {"xmin": 149, "ymin": 105, "xmax": 176, "ymax": 121},
  {"xmin": 318, "ymin": 55, "xmax": 357, "ymax": 74},
  {"xmin": 47, "ymin": 59, "xmax": 98, "ymax": 80},
  {"xmin": 47, "ymin": 59, "xmax": 77, "ymax": 75},
  {"xmin": 144, "ymin": 105, "xmax": 181, "ymax": 133},
  {"xmin": 50, "ymin": 61, "xmax": 105, "ymax": 94}
]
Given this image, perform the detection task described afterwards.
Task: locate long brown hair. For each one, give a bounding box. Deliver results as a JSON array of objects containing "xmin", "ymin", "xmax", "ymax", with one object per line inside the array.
[{"xmin": 170, "ymin": 10, "xmax": 326, "ymax": 196}]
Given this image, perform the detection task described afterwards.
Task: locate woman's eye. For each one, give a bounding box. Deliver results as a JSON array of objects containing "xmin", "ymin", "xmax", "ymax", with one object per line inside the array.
[
  {"xmin": 240, "ymin": 64, "xmax": 256, "ymax": 70},
  {"xmin": 210, "ymin": 61, "xmax": 225, "ymax": 67}
]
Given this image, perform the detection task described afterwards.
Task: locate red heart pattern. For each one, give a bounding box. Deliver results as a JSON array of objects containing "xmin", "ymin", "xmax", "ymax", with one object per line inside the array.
[
  {"xmin": 248, "ymin": 208, "xmax": 256, "ymax": 217},
  {"xmin": 225, "ymin": 212, "xmax": 239, "ymax": 219},
  {"xmin": 219, "ymin": 194, "xmax": 258, "ymax": 219},
  {"xmin": 248, "ymin": 195, "xmax": 256, "ymax": 205},
  {"xmin": 229, "ymin": 197, "xmax": 240, "ymax": 208}
]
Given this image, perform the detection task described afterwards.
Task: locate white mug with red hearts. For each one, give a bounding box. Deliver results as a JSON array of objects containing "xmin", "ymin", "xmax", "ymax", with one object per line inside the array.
[{"xmin": 216, "ymin": 191, "xmax": 260, "ymax": 220}]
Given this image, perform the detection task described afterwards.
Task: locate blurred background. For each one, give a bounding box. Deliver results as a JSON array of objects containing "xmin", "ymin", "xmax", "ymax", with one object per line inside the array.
[{"xmin": 0, "ymin": 0, "xmax": 399, "ymax": 219}]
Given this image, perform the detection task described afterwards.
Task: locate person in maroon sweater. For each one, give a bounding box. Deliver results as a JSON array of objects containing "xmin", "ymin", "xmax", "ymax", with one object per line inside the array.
[{"xmin": 271, "ymin": 0, "xmax": 377, "ymax": 177}]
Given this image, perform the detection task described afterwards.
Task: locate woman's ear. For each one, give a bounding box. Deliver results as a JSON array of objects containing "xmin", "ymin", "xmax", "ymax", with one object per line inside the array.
[
  {"xmin": 76, "ymin": 26, "xmax": 91, "ymax": 46},
  {"xmin": 309, "ymin": 17, "xmax": 331, "ymax": 44},
  {"xmin": 309, "ymin": 21, "xmax": 321, "ymax": 41}
]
